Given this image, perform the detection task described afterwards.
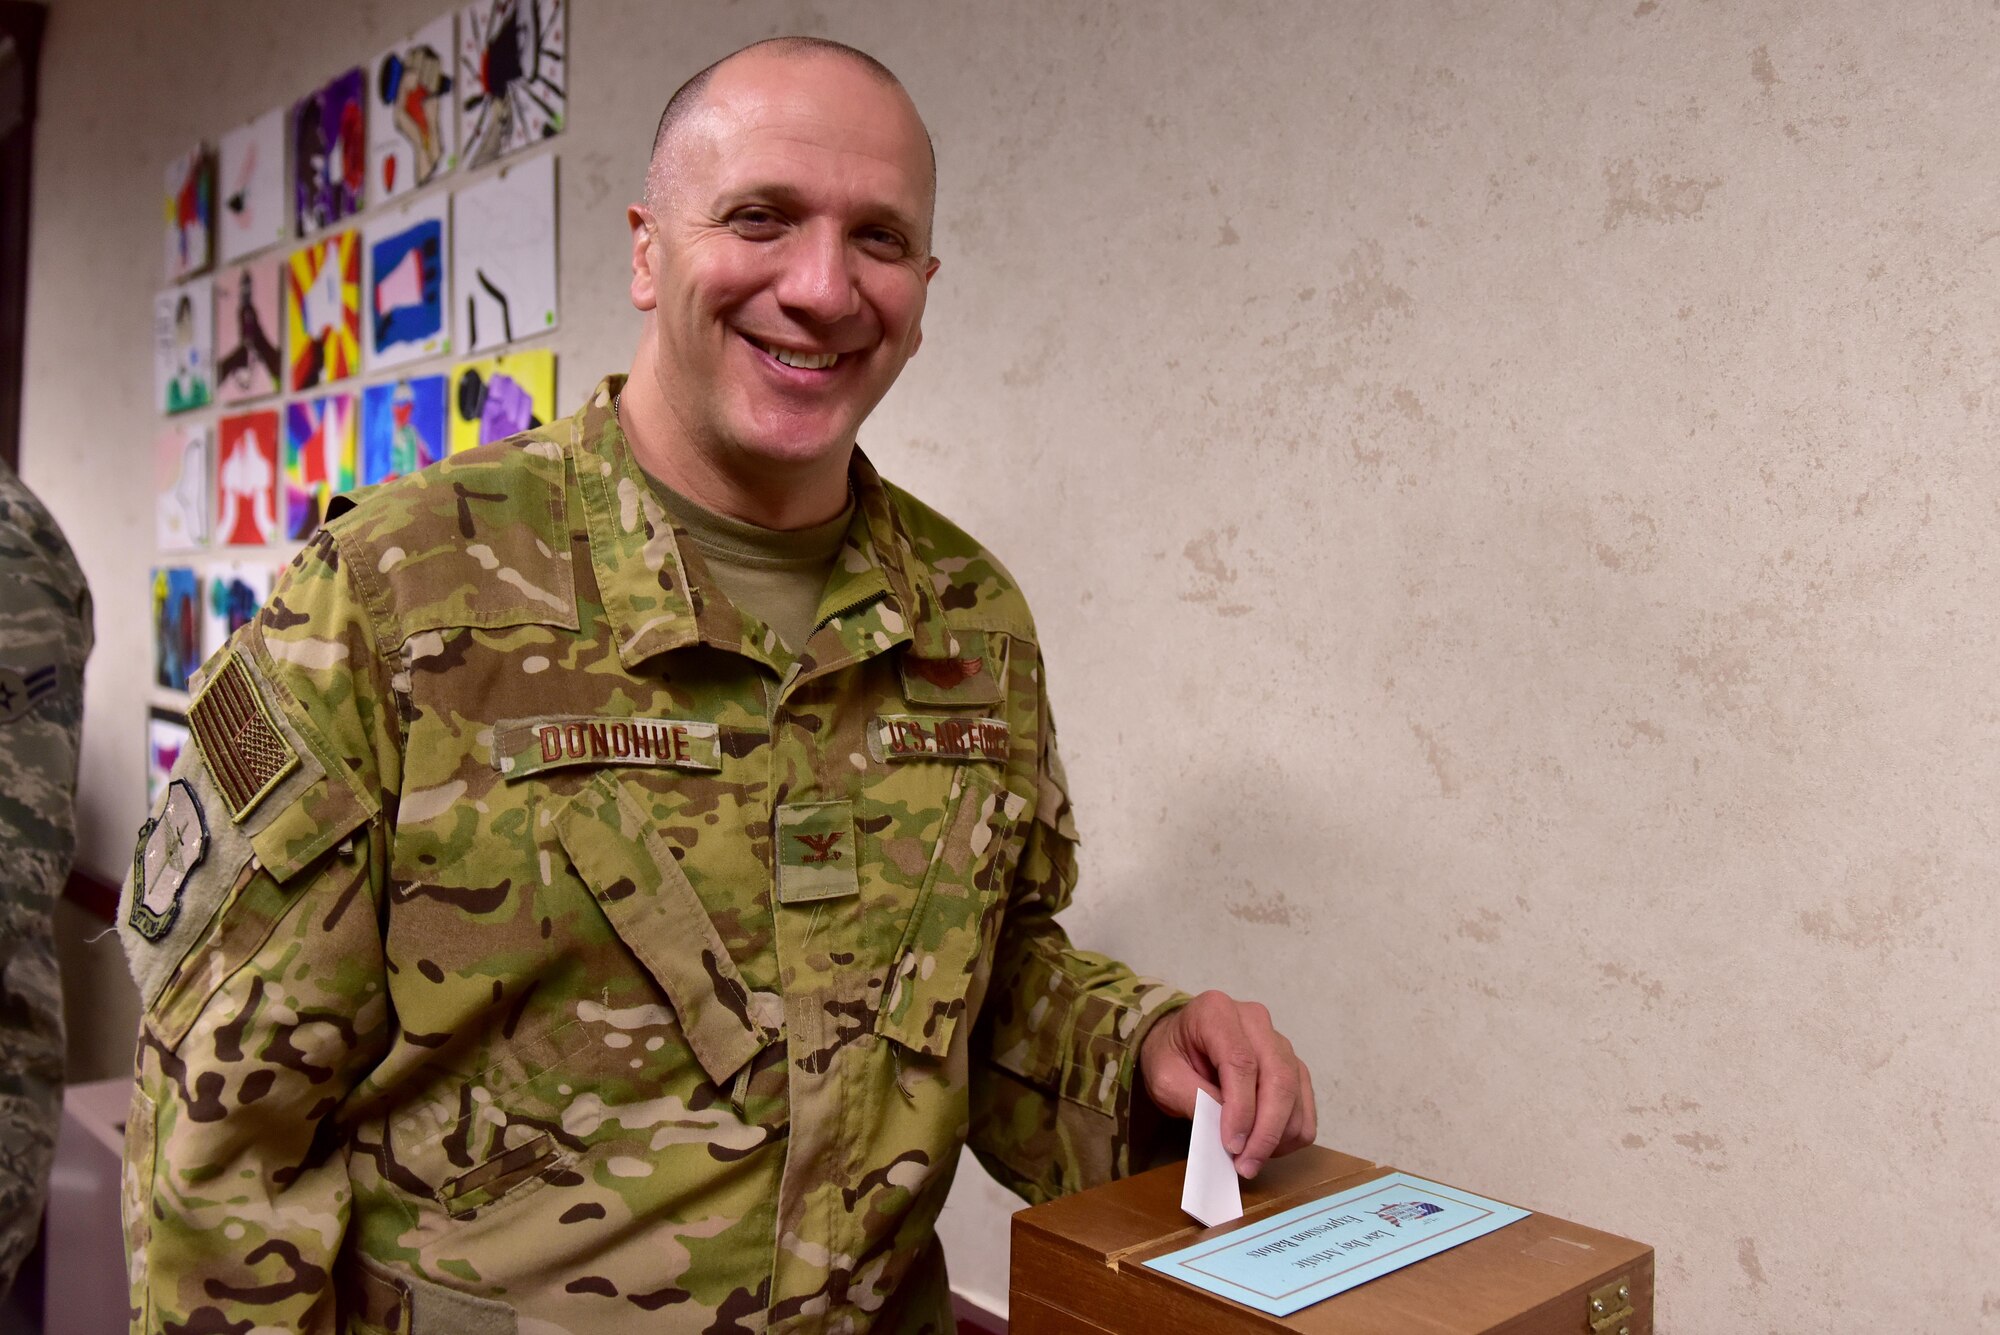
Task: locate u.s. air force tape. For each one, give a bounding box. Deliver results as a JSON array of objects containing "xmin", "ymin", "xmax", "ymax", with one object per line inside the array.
[
  {"xmin": 492, "ymin": 716, "xmax": 723, "ymax": 780},
  {"xmin": 869, "ymin": 715, "xmax": 1010, "ymax": 763}
]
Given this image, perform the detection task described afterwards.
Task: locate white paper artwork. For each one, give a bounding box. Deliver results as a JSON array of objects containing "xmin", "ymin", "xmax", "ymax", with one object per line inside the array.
[
  {"xmin": 155, "ymin": 279, "xmax": 216, "ymax": 416},
  {"xmin": 203, "ymin": 561, "xmax": 277, "ymax": 653},
  {"xmin": 217, "ymin": 109, "xmax": 288, "ymax": 264},
  {"xmin": 451, "ymin": 152, "xmax": 557, "ymax": 353},
  {"xmin": 458, "ymin": 0, "xmax": 566, "ymax": 169},
  {"xmin": 154, "ymin": 423, "xmax": 212, "ymax": 551},
  {"xmin": 370, "ymin": 13, "xmax": 459, "ymax": 202}
]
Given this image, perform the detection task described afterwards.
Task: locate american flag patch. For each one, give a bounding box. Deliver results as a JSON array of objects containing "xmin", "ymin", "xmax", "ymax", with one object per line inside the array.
[{"xmin": 188, "ymin": 653, "xmax": 298, "ymax": 821}]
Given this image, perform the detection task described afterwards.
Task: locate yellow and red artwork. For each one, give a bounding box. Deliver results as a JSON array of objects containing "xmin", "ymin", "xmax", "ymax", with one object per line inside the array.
[{"xmin": 285, "ymin": 230, "xmax": 361, "ymax": 391}]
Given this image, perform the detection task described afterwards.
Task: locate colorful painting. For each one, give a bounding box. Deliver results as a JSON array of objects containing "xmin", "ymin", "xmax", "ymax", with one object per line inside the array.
[
  {"xmin": 154, "ymin": 280, "xmax": 214, "ymax": 415},
  {"xmin": 154, "ymin": 423, "xmax": 211, "ymax": 551},
  {"xmin": 285, "ymin": 392, "xmax": 357, "ymax": 540},
  {"xmin": 371, "ymin": 14, "xmax": 457, "ymax": 200},
  {"xmin": 459, "ymin": 0, "xmax": 565, "ymax": 169},
  {"xmin": 204, "ymin": 562, "xmax": 275, "ymax": 655},
  {"xmin": 361, "ymin": 374, "xmax": 448, "ymax": 484},
  {"xmin": 452, "ymin": 153, "xmax": 556, "ymax": 353},
  {"xmin": 213, "ymin": 255, "xmax": 284, "ymax": 403},
  {"xmin": 164, "ymin": 145, "xmax": 215, "ymax": 281},
  {"xmin": 285, "ymin": 230, "xmax": 362, "ymax": 390},
  {"xmin": 218, "ymin": 108, "xmax": 288, "ymax": 263},
  {"xmin": 152, "ymin": 567, "xmax": 203, "ymax": 692},
  {"xmin": 365, "ymin": 196, "xmax": 450, "ymax": 368},
  {"xmin": 216, "ymin": 410, "xmax": 281, "ymax": 546},
  {"xmin": 147, "ymin": 707, "xmax": 191, "ymax": 807},
  {"xmin": 292, "ymin": 67, "xmax": 367, "ymax": 235},
  {"xmin": 449, "ymin": 350, "xmax": 554, "ymax": 452}
]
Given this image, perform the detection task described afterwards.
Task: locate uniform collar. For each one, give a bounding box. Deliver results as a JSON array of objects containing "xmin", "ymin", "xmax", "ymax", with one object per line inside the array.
[{"xmin": 572, "ymin": 375, "xmax": 957, "ymax": 675}]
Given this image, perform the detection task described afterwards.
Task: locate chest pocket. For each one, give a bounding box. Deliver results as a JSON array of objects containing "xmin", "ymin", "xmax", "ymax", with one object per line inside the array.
[
  {"xmin": 871, "ymin": 755, "xmax": 1026, "ymax": 1060},
  {"xmin": 552, "ymin": 771, "xmax": 783, "ymax": 1089}
]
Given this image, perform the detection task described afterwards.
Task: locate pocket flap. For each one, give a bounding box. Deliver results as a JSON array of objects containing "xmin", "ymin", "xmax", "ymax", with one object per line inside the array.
[
  {"xmin": 876, "ymin": 773, "xmax": 1021, "ymax": 1058},
  {"xmin": 552, "ymin": 772, "xmax": 779, "ymax": 1088},
  {"xmin": 899, "ymin": 631, "xmax": 1006, "ymax": 707}
]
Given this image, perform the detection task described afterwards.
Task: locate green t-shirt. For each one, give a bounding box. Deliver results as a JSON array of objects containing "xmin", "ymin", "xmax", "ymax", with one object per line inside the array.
[{"xmin": 647, "ymin": 477, "xmax": 853, "ymax": 655}]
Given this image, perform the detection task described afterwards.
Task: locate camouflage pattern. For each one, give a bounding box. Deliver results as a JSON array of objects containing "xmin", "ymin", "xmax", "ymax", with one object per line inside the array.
[
  {"xmin": 0, "ymin": 459, "xmax": 92, "ymax": 1298},
  {"xmin": 118, "ymin": 376, "xmax": 1187, "ymax": 1334}
]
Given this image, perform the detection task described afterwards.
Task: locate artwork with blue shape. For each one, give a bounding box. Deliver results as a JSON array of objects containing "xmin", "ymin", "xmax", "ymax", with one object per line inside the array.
[
  {"xmin": 364, "ymin": 196, "xmax": 450, "ymax": 368},
  {"xmin": 204, "ymin": 562, "xmax": 275, "ymax": 654},
  {"xmin": 361, "ymin": 374, "xmax": 448, "ymax": 484},
  {"xmin": 152, "ymin": 567, "xmax": 203, "ymax": 692}
]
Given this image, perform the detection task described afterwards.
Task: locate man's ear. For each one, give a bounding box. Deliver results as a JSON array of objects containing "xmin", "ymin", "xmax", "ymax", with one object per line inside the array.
[
  {"xmin": 908, "ymin": 255, "xmax": 940, "ymax": 357},
  {"xmin": 628, "ymin": 205, "xmax": 658, "ymax": 312}
]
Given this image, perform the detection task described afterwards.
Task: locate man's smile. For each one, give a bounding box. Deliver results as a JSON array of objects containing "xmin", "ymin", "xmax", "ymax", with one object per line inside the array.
[{"xmin": 743, "ymin": 333, "xmax": 843, "ymax": 372}]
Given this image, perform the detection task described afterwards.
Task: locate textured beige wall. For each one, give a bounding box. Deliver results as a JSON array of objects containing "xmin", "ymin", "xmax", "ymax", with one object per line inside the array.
[{"xmin": 22, "ymin": 1, "xmax": 1997, "ymax": 1328}]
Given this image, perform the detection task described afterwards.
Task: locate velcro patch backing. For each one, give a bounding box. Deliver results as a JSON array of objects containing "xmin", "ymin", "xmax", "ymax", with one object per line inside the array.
[{"xmin": 188, "ymin": 652, "xmax": 300, "ymax": 822}]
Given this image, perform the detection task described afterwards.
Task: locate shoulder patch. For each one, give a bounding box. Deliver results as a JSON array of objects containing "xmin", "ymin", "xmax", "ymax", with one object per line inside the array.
[
  {"xmin": 128, "ymin": 779, "xmax": 207, "ymax": 941},
  {"xmin": 188, "ymin": 652, "xmax": 299, "ymax": 821}
]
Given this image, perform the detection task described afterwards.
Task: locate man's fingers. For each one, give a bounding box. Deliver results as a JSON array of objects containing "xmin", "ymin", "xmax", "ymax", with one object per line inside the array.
[
  {"xmin": 1235, "ymin": 1015, "xmax": 1299, "ymax": 1178},
  {"xmin": 1203, "ymin": 999, "xmax": 1260, "ymax": 1156},
  {"xmin": 1293, "ymin": 1059, "xmax": 1319, "ymax": 1151}
]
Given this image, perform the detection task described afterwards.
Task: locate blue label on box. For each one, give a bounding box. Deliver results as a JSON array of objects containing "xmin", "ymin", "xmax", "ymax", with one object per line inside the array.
[{"xmin": 1142, "ymin": 1171, "xmax": 1531, "ymax": 1317}]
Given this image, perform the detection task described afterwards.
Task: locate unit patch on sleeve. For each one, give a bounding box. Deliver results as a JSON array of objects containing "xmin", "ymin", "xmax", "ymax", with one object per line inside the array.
[
  {"xmin": 871, "ymin": 715, "xmax": 1011, "ymax": 763},
  {"xmin": 188, "ymin": 652, "xmax": 301, "ymax": 822},
  {"xmin": 492, "ymin": 716, "xmax": 724, "ymax": 780},
  {"xmin": 128, "ymin": 779, "xmax": 209, "ymax": 942}
]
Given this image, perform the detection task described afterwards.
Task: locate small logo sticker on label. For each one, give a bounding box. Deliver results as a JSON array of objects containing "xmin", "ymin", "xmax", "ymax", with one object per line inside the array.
[
  {"xmin": 129, "ymin": 779, "xmax": 208, "ymax": 942},
  {"xmin": 1372, "ymin": 1201, "xmax": 1446, "ymax": 1227}
]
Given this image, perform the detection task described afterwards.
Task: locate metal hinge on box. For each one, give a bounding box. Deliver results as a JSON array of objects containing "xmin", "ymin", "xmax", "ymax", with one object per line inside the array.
[{"xmin": 1588, "ymin": 1274, "xmax": 1635, "ymax": 1334}]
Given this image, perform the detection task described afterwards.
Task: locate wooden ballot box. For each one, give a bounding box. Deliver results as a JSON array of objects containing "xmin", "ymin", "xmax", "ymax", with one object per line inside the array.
[{"xmin": 1010, "ymin": 1146, "xmax": 1652, "ymax": 1334}]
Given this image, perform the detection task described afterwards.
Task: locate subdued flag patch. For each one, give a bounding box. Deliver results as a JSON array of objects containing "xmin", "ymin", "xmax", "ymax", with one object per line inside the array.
[{"xmin": 188, "ymin": 652, "xmax": 300, "ymax": 821}]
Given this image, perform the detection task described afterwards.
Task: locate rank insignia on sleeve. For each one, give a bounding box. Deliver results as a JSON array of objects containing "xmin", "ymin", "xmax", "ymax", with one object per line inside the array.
[
  {"xmin": 129, "ymin": 779, "xmax": 208, "ymax": 942},
  {"xmin": 0, "ymin": 664, "xmax": 59, "ymax": 725},
  {"xmin": 188, "ymin": 652, "xmax": 300, "ymax": 822}
]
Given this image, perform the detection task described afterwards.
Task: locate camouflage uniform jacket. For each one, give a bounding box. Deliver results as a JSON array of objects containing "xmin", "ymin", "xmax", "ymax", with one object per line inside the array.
[
  {"xmin": 0, "ymin": 459, "xmax": 92, "ymax": 1297},
  {"xmin": 119, "ymin": 377, "xmax": 1187, "ymax": 1334}
]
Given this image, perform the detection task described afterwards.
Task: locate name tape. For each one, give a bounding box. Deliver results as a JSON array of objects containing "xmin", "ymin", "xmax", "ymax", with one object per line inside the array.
[{"xmin": 494, "ymin": 716, "xmax": 723, "ymax": 780}]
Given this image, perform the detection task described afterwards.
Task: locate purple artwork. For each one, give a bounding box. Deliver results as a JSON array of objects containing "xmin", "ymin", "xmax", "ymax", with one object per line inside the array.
[
  {"xmin": 482, "ymin": 372, "xmax": 536, "ymax": 440},
  {"xmin": 292, "ymin": 68, "xmax": 367, "ymax": 235}
]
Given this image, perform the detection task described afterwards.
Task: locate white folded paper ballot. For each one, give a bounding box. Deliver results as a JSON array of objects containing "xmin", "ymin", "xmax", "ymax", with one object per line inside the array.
[{"xmin": 1181, "ymin": 1088, "xmax": 1245, "ymax": 1227}]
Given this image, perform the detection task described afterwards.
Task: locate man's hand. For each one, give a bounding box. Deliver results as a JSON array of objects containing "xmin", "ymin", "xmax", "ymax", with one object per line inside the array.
[{"xmin": 1139, "ymin": 990, "xmax": 1317, "ymax": 1179}]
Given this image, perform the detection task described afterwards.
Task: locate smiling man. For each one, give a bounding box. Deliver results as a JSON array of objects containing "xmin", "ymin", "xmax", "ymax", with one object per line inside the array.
[{"xmin": 118, "ymin": 37, "xmax": 1312, "ymax": 1335}]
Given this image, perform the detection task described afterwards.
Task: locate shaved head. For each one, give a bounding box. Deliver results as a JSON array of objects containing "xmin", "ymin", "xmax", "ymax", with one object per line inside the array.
[{"xmin": 642, "ymin": 37, "xmax": 936, "ymax": 236}]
